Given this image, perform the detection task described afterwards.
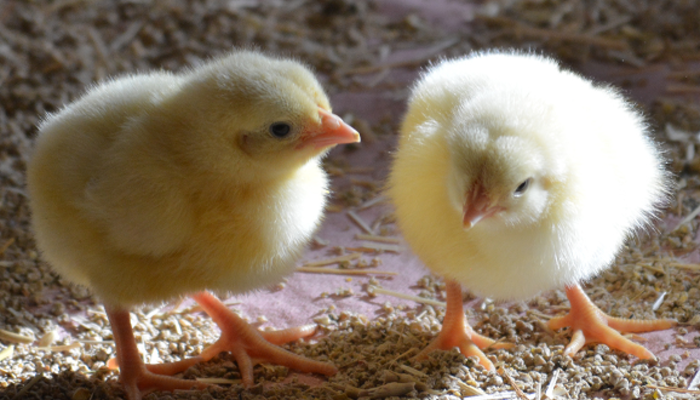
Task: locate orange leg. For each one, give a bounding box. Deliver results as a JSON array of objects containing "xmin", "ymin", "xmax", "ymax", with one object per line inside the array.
[
  {"xmin": 415, "ymin": 280, "xmax": 511, "ymax": 371},
  {"xmin": 105, "ymin": 307, "xmax": 207, "ymax": 400},
  {"xmin": 191, "ymin": 291, "xmax": 337, "ymax": 387},
  {"xmin": 548, "ymin": 284, "xmax": 677, "ymax": 359}
]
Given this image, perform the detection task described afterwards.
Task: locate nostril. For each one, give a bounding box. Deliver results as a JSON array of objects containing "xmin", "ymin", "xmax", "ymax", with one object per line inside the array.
[
  {"xmin": 323, "ymin": 114, "xmax": 340, "ymax": 131},
  {"xmin": 318, "ymin": 107, "xmax": 341, "ymax": 131}
]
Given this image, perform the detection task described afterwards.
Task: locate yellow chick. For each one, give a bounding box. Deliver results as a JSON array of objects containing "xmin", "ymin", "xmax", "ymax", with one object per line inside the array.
[
  {"xmin": 388, "ymin": 50, "xmax": 676, "ymax": 370},
  {"xmin": 27, "ymin": 50, "xmax": 360, "ymax": 399}
]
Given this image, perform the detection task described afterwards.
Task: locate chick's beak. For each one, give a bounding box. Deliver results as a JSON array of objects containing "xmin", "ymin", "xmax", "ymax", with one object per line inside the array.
[
  {"xmin": 298, "ymin": 107, "xmax": 361, "ymax": 149},
  {"xmin": 463, "ymin": 186, "xmax": 503, "ymax": 230}
]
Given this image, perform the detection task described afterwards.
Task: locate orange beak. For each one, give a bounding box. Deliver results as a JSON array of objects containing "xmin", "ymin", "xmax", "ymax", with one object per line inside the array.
[
  {"xmin": 298, "ymin": 107, "xmax": 361, "ymax": 149},
  {"xmin": 463, "ymin": 185, "xmax": 503, "ymax": 229}
]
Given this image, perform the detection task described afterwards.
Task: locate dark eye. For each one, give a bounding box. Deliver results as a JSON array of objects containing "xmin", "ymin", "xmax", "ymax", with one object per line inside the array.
[
  {"xmin": 514, "ymin": 178, "xmax": 531, "ymax": 197},
  {"xmin": 269, "ymin": 122, "xmax": 291, "ymax": 138}
]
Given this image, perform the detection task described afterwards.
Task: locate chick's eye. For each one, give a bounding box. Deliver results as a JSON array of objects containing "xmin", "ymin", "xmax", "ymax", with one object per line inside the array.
[
  {"xmin": 269, "ymin": 122, "xmax": 292, "ymax": 138},
  {"xmin": 514, "ymin": 178, "xmax": 532, "ymax": 197}
]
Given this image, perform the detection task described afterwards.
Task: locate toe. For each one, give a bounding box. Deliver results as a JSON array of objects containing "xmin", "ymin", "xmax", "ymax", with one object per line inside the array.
[
  {"xmin": 145, "ymin": 356, "xmax": 204, "ymax": 375},
  {"xmin": 606, "ymin": 316, "xmax": 677, "ymax": 333},
  {"xmin": 259, "ymin": 324, "xmax": 317, "ymax": 345}
]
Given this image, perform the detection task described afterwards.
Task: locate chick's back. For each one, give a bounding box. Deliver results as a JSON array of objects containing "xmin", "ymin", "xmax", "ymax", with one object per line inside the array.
[
  {"xmin": 389, "ymin": 51, "xmax": 668, "ymax": 300},
  {"xmin": 28, "ymin": 51, "xmax": 331, "ymax": 307}
]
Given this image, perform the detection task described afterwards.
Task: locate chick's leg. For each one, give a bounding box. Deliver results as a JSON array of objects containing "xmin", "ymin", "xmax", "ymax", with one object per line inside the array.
[
  {"xmin": 191, "ymin": 291, "xmax": 337, "ymax": 387},
  {"xmin": 106, "ymin": 307, "xmax": 207, "ymax": 400},
  {"xmin": 548, "ymin": 285, "xmax": 677, "ymax": 359},
  {"xmin": 415, "ymin": 280, "xmax": 510, "ymax": 371}
]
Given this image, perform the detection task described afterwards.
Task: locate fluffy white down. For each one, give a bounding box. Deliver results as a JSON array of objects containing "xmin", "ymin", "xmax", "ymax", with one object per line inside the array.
[{"xmin": 388, "ymin": 50, "xmax": 668, "ymax": 301}]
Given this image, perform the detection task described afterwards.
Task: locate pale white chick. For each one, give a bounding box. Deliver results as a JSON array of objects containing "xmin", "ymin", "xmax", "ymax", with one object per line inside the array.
[
  {"xmin": 28, "ymin": 50, "xmax": 360, "ymax": 399},
  {"xmin": 388, "ymin": 50, "xmax": 675, "ymax": 371}
]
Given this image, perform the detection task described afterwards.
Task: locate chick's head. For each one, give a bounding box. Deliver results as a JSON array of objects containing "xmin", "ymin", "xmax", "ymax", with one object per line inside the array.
[
  {"xmin": 445, "ymin": 92, "xmax": 565, "ymax": 230},
  {"xmin": 156, "ymin": 51, "xmax": 359, "ymax": 184}
]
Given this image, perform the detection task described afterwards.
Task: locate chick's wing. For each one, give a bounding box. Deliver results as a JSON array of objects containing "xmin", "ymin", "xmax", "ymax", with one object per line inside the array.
[
  {"xmin": 56, "ymin": 73, "xmax": 196, "ymax": 259},
  {"xmin": 81, "ymin": 155, "xmax": 195, "ymax": 259}
]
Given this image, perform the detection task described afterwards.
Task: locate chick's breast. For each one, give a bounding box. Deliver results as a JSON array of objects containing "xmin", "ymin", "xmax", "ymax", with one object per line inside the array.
[
  {"xmin": 388, "ymin": 51, "xmax": 668, "ymax": 301},
  {"xmin": 28, "ymin": 53, "xmax": 332, "ymax": 307}
]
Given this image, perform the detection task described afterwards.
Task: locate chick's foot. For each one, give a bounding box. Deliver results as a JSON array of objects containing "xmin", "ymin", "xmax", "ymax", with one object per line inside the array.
[
  {"xmin": 192, "ymin": 291, "xmax": 337, "ymax": 387},
  {"xmin": 415, "ymin": 280, "xmax": 511, "ymax": 371},
  {"xmin": 106, "ymin": 307, "xmax": 208, "ymax": 400},
  {"xmin": 548, "ymin": 284, "xmax": 677, "ymax": 359}
]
